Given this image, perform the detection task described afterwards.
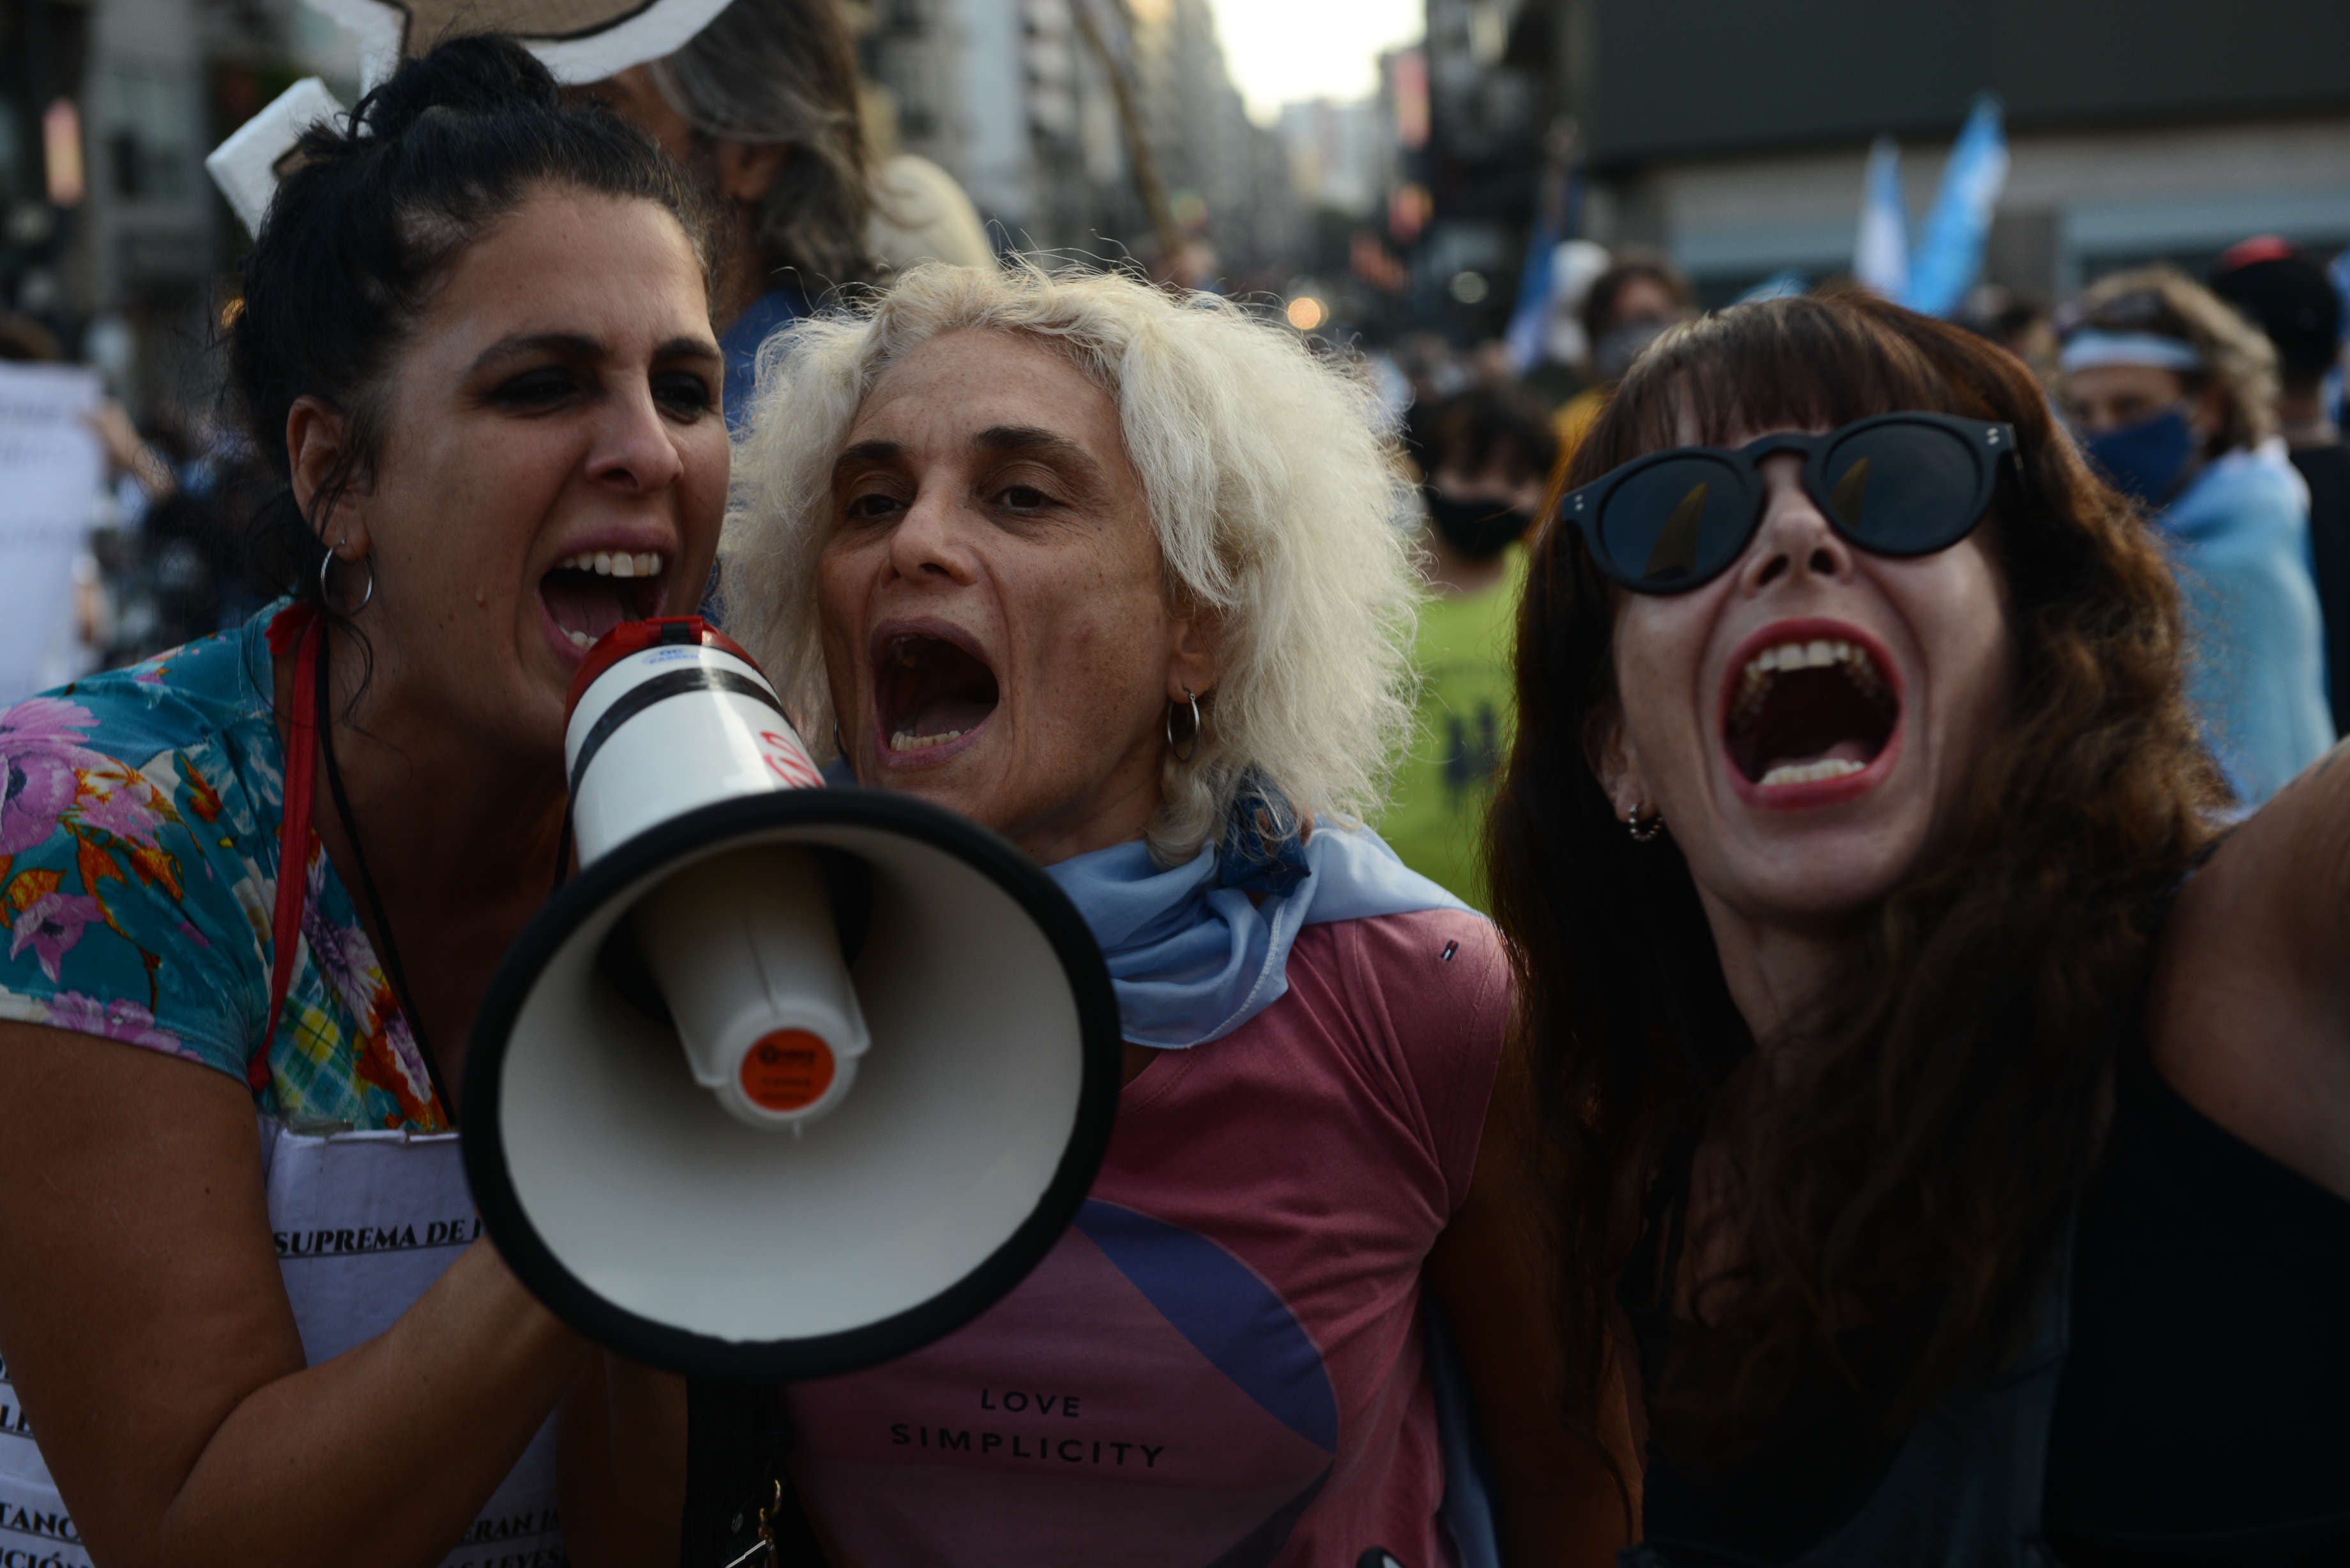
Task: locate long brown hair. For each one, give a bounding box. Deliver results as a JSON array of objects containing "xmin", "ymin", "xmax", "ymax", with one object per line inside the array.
[{"xmin": 1489, "ymin": 290, "xmax": 2224, "ymax": 1472}]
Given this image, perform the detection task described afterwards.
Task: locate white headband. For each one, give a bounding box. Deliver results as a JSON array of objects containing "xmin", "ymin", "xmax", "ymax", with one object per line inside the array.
[{"xmin": 2058, "ymin": 329, "xmax": 2205, "ymax": 375}]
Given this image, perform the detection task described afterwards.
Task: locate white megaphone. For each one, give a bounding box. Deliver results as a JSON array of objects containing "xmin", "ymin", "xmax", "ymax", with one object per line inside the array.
[{"xmin": 462, "ymin": 618, "xmax": 1121, "ymax": 1380}]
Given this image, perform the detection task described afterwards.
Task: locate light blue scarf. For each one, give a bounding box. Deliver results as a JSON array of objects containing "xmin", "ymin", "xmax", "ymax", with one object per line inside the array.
[
  {"xmin": 1042, "ymin": 780, "xmax": 1467, "ymax": 1049},
  {"xmin": 1045, "ymin": 782, "xmax": 1497, "ymax": 1567},
  {"xmin": 2158, "ymin": 448, "xmax": 2333, "ymax": 806}
]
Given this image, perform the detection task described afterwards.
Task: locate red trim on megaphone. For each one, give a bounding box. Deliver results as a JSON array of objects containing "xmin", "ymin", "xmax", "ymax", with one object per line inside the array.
[{"xmin": 565, "ymin": 617, "xmax": 768, "ymax": 718}]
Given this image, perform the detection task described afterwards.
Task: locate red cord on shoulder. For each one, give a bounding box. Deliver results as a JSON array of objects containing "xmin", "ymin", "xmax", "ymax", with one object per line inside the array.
[
  {"xmin": 255, "ymin": 605, "xmax": 324, "ymax": 1094},
  {"xmin": 264, "ymin": 600, "xmax": 319, "ymax": 658}
]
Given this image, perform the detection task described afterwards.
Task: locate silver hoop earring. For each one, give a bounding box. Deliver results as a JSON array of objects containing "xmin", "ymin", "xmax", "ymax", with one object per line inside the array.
[
  {"xmin": 1164, "ymin": 686, "xmax": 1203, "ymax": 764},
  {"xmin": 1626, "ymin": 804, "xmax": 1664, "ymax": 843},
  {"xmin": 319, "ymin": 547, "xmax": 375, "ymax": 614}
]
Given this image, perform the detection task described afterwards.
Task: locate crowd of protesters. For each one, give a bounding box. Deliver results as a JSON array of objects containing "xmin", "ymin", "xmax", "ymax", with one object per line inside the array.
[
  {"xmin": 0, "ymin": 11, "xmax": 2346, "ymax": 1565},
  {"xmin": 1378, "ymin": 237, "xmax": 2346, "ymax": 915},
  {"xmin": 18, "ymin": 220, "xmax": 2346, "ymax": 878}
]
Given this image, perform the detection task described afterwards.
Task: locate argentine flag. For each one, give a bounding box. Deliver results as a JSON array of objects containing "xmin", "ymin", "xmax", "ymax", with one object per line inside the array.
[
  {"xmin": 1854, "ymin": 137, "xmax": 1909, "ymax": 301},
  {"xmin": 1853, "ymin": 94, "xmax": 2010, "ymax": 319},
  {"xmin": 1906, "ymin": 94, "xmax": 2011, "ymax": 318}
]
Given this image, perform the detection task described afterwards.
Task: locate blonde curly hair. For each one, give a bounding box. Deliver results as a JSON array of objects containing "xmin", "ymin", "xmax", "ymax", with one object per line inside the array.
[{"xmin": 720, "ymin": 261, "xmax": 1422, "ymax": 866}]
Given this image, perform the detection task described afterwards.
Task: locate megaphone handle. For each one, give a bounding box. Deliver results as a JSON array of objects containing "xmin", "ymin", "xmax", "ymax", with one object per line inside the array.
[{"xmin": 681, "ymin": 1380, "xmax": 826, "ymax": 1567}]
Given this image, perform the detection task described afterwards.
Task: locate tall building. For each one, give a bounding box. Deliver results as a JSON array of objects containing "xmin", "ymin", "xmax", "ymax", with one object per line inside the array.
[
  {"xmin": 1130, "ymin": 0, "xmax": 1261, "ymax": 260},
  {"xmin": 1412, "ymin": 0, "xmax": 1551, "ymax": 335},
  {"xmin": 1573, "ymin": 0, "xmax": 2350, "ymax": 303},
  {"xmin": 861, "ymin": 0, "xmax": 1289, "ymax": 273},
  {"xmin": 1275, "ymin": 97, "xmax": 1388, "ymax": 218},
  {"xmin": 1, "ymin": 0, "xmax": 96, "ymax": 334},
  {"xmin": 0, "ymin": 0, "xmax": 354, "ymax": 407},
  {"xmin": 1417, "ymin": 0, "xmax": 2350, "ymax": 320}
]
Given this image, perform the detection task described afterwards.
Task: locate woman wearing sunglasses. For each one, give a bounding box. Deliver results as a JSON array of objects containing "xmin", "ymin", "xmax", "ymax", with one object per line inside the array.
[{"xmin": 1493, "ymin": 290, "xmax": 2350, "ymax": 1564}]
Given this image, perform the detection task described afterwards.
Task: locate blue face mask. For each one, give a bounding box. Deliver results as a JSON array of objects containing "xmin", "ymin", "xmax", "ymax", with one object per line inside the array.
[{"xmin": 2081, "ymin": 406, "xmax": 2197, "ymax": 509}]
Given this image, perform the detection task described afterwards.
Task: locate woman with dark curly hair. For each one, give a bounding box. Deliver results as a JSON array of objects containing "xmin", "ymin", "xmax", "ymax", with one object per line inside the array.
[
  {"xmin": 0, "ymin": 37, "xmax": 722, "ymax": 1565},
  {"xmin": 1490, "ymin": 289, "xmax": 2350, "ymax": 1564}
]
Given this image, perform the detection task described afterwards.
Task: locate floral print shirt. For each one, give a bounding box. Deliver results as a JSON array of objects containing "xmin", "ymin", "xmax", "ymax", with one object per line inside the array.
[{"xmin": 0, "ymin": 605, "xmax": 445, "ymax": 1131}]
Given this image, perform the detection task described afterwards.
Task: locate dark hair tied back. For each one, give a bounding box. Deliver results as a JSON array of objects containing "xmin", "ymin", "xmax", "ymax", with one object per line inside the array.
[{"xmin": 229, "ymin": 34, "xmax": 715, "ymax": 608}]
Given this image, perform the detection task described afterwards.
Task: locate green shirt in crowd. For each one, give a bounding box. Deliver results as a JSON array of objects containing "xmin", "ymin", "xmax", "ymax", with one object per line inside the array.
[{"xmin": 1380, "ymin": 546, "xmax": 1528, "ymax": 910}]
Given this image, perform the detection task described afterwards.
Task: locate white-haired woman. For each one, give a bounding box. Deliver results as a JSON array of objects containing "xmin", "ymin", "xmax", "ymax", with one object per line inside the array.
[{"xmin": 711, "ymin": 263, "xmax": 1625, "ymax": 1567}]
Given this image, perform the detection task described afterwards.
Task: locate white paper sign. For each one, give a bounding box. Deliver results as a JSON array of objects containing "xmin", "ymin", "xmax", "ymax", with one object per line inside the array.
[{"xmin": 0, "ymin": 364, "xmax": 102, "ymax": 707}]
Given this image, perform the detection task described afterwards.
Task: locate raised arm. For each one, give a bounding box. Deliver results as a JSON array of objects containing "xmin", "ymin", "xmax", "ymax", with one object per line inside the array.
[
  {"xmin": 2148, "ymin": 739, "xmax": 2350, "ymax": 1202},
  {"xmin": 0, "ymin": 1024, "xmax": 586, "ymax": 1568}
]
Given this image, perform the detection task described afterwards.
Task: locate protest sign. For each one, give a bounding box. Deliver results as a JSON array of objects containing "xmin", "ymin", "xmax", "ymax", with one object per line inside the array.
[{"xmin": 0, "ymin": 363, "xmax": 103, "ymax": 706}]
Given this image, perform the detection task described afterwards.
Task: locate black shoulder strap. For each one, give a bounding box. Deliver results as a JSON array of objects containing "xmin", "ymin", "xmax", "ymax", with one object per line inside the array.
[{"xmin": 678, "ymin": 1380, "xmax": 827, "ymax": 1567}]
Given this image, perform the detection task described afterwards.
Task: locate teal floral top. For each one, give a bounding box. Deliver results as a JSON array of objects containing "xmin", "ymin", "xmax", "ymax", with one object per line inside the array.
[{"xmin": 0, "ymin": 605, "xmax": 444, "ymax": 1131}]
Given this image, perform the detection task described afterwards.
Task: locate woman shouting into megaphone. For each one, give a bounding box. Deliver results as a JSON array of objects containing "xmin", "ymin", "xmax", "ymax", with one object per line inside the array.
[
  {"xmin": 0, "ymin": 38, "xmax": 725, "ymax": 1567},
  {"xmin": 706, "ymin": 264, "xmax": 1631, "ymax": 1567}
]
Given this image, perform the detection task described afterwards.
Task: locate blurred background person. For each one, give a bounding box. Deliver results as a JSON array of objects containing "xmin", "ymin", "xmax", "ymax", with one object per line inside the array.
[
  {"xmin": 2059, "ymin": 268, "xmax": 2333, "ymax": 805},
  {"xmin": 0, "ymin": 312, "xmax": 64, "ymax": 365},
  {"xmin": 864, "ymin": 149, "xmax": 997, "ymax": 275},
  {"xmin": 2212, "ymin": 236, "xmax": 2350, "ymax": 737},
  {"xmin": 1959, "ymin": 284, "xmax": 2059, "ymax": 386},
  {"xmin": 1553, "ymin": 250, "xmax": 1696, "ymax": 482},
  {"xmin": 1384, "ymin": 384, "xmax": 1558, "ymax": 908},
  {"xmin": 1395, "ymin": 331, "xmax": 1472, "ymax": 413},
  {"xmin": 570, "ymin": 0, "xmax": 872, "ymax": 420},
  {"xmin": 97, "ymin": 433, "xmax": 283, "ymax": 667},
  {"xmin": 1520, "ymin": 237, "xmax": 1616, "ymax": 407}
]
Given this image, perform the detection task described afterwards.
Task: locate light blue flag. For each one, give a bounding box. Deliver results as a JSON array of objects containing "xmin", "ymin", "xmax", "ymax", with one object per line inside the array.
[
  {"xmin": 1902, "ymin": 93, "xmax": 2010, "ymax": 319},
  {"xmin": 1854, "ymin": 135, "xmax": 1909, "ymax": 300},
  {"xmin": 1503, "ymin": 222, "xmax": 1559, "ymax": 372},
  {"xmin": 1736, "ymin": 269, "xmax": 1810, "ymax": 305},
  {"xmin": 1504, "ymin": 153, "xmax": 1586, "ymax": 371}
]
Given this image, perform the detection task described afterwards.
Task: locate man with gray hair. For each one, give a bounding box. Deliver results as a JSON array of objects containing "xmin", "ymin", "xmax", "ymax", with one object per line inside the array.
[{"xmin": 577, "ymin": 0, "xmax": 872, "ymax": 421}]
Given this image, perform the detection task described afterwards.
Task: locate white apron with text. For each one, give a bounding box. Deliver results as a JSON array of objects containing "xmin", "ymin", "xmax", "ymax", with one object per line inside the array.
[{"xmin": 0, "ymin": 1117, "xmax": 563, "ymax": 1568}]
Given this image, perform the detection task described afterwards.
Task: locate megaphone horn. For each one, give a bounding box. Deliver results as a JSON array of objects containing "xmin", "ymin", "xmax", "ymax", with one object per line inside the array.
[{"xmin": 464, "ymin": 618, "xmax": 1121, "ymax": 1381}]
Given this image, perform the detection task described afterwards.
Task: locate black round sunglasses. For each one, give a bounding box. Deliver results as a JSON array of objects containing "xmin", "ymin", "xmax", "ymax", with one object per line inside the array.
[{"xmin": 1556, "ymin": 412, "xmax": 2018, "ymax": 594}]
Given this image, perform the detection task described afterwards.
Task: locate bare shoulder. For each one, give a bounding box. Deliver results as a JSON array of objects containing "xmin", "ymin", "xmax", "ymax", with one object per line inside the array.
[{"xmin": 2148, "ymin": 740, "xmax": 2350, "ymax": 1201}]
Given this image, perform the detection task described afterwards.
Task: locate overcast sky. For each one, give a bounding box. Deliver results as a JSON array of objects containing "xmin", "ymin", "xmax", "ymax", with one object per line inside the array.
[{"xmin": 1200, "ymin": 0, "xmax": 1425, "ymax": 124}]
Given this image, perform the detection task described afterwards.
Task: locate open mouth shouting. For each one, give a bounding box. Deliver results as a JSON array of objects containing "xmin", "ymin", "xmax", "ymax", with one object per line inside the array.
[
  {"xmin": 540, "ymin": 547, "xmax": 670, "ymax": 660},
  {"xmin": 872, "ymin": 622, "xmax": 1001, "ymax": 765},
  {"xmin": 1723, "ymin": 619, "xmax": 1902, "ymax": 806}
]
